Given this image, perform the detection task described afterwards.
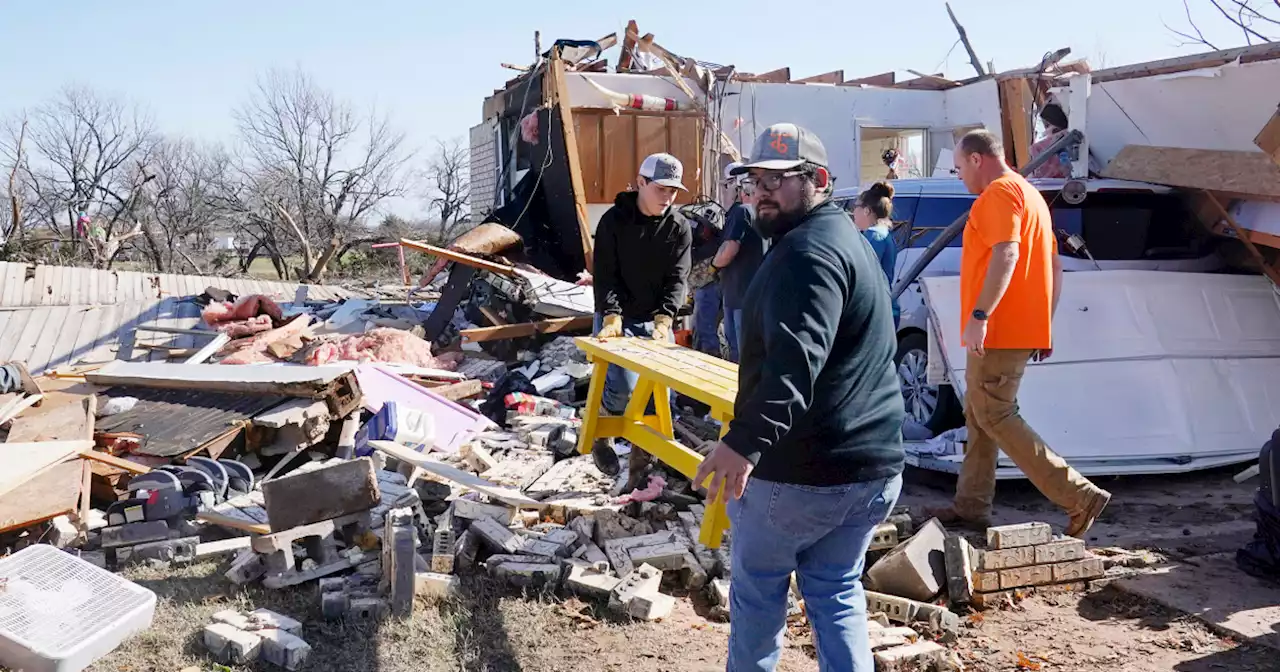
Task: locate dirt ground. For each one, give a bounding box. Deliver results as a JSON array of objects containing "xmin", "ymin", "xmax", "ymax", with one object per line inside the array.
[{"xmin": 87, "ymin": 466, "xmax": 1278, "ymax": 672}]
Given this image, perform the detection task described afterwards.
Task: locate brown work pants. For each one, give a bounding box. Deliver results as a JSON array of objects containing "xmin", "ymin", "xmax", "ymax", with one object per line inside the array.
[{"xmin": 954, "ymin": 349, "xmax": 1101, "ymax": 519}]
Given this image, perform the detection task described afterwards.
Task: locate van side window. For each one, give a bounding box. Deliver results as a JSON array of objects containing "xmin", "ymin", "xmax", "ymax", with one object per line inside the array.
[{"xmin": 907, "ymin": 197, "xmax": 971, "ymax": 248}]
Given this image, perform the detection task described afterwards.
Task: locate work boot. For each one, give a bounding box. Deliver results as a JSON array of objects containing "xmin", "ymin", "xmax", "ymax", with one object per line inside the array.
[
  {"xmin": 1065, "ymin": 489, "xmax": 1112, "ymax": 539},
  {"xmin": 591, "ymin": 438, "xmax": 620, "ymax": 477},
  {"xmin": 624, "ymin": 446, "xmax": 656, "ymax": 493},
  {"xmin": 918, "ymin": 505, "xmax": 991, "ymax": 533}
]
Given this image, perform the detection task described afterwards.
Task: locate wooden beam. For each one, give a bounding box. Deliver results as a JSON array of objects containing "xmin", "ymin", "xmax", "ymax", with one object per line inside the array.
[
  {"xmin": 1100, "ymin": 145, "xmax": 1280, "ymax": 200},
  {"xmin": 998, "ymin": 78, "xmax": 1034, "ymax": 169},
  {"xmin": 399, "ymin": 238, "xmax": 517, "ymax": 276},
  {"xmin": 840, "ymin": 72, "xmax": 896, "ymax": 87},
  {"xmin": 618, "ymin": 19, "xmax": 639, "ymax": 72},
  {"xmin": 1256, "ymin": 107, "xmax": 1280, "ymax": 167},
  {"xmin": 78, "ymin": 450, "xmax": 152, "ymax": 475},
  {"xmin": 370, "ymin": 440, "xmax": 543, "ymax": 508},
  {"xmin": 736, "ymin": 67, "xmax": 791, "ymax": 83},
  {"xmin": 545, "ymin": 53, "xmax": 595, "ymax": 273},
  {"xmin": 461, "ymin": 316, "xmax": 595, "ymax": 343},
  {"xmin": 594, "ymin": 32, "xmax": 619, "ymax": 52},
  {"xmin": 796, "ymin": 70, "xmax": 844, "ymax": 85},
  {"xmin": 197, "ymin": 510, "xmax": 271, "ymax": 535},
  {"xmin": 1091, "ymin": 42, "xmax": 1280, "ymax": 84},
  {"xmin": 1202, "ymin": 191, "xmax": 1280, "ymax": 286}
]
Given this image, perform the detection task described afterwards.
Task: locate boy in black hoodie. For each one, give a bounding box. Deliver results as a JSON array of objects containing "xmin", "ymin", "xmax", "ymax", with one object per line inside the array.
[{"xmin": 590, "ymin": 153, "xmax": 693, "ymax": 482}]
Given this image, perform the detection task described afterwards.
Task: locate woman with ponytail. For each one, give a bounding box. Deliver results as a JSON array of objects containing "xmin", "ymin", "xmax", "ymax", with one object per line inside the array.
[{"xmin": 851, "ymin": 181, "xmax": 900, "ymax": 328}]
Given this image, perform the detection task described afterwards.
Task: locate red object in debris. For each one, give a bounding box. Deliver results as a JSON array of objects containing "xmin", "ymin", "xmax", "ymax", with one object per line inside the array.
[
  {"xmin": 674, "ymin": 329, "xmax": 692, "ymax": 348},
  {"xmin": 615, "ymin": 474, "xmax": 667, "ymax": 505}
]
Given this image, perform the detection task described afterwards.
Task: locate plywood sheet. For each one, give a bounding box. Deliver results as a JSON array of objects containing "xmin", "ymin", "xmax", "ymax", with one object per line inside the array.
[
  {"xmin": 0, "ymin": 441, "xmax": 92, "ymax": 498},
  {"xmin": 1256, "ymin": 108, "xmax": 1280, "ymax": 167},
  {"xmin": 601, "ymin": 113, "xmax": 637, "ymax": 199},
  {"xmin": 1101, "ymin": 145, "xmax": 1280, "ymax": 199},
  {"xmin": 575, "ymin": 113, "xmax": 604, "ymax": 201},
  {"xmin": 0, "ymin": 459, "xmax": 83, "ymax": 532}
]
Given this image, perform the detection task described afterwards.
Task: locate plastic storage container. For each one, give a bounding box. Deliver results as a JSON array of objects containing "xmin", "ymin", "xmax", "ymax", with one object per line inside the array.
[{"xmin": 0, "ymin": 545, "xmax": 156, "ymax": 672}]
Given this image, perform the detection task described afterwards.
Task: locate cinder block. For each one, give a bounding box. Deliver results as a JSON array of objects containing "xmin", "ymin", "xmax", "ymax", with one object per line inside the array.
[
  {"xmin": 873, "ymin": 641, "xmax": 945, "ymax": 670},
  {"xmin": 388, "ymin": 526, "xmax": 416, "ymax": 618},
  {"xmin": 864, "ymin": 518, "xmax": 947, "ymax": 602},
  {"xmin": 226, "ymin": 550, "xmax": 267, "ymax": 584},
  {"xmin": 567, "ymin": 516, "xmax": 594, "ymax": 542},
  {"xmin": 971, "ymin": 589, "xmax": 1014, "ymax": 609},
  {"xmin": 204, "ymin": 622, "xmax": 262, "ymax": 664},
  {"xmin": 248, "ymin": 608, "xmax": 304, "ymax": 635},
  {"xmin": 708, "ymin": 578, "xmax": 730, "ymax": 607},
  {"xmin": 416, "ymin": 571, "xmax": 461, "ymax": 598},
  {"xmin": 868, "ymin": 633, "xmax": 911, "ymax": 651},
  {"xmin": 975, "ymin": 545, "xmax": 1036, "ymax": 571},
  {"xmin": 609, "ymin": 564, "xmax": 663, "ymax": 612},
  {"xmin": 543, "ymin": 528, "xmax": 582, "ymax": 552},
  {"xmin": 998, "ymin": 564, "xmax": 1055, "ymax": 589},
  {"xmin": 1051, "ymin": 557, "xmax": 1105, "ymax": 582},
  {"xmin": 565, "ymin": 563, "xmax": 621, "ymax": 597},
  {"xmin": 451, "ymin": 498, "xmax": 515, "ymax": 524},
  {"xmin": 629, "ymin": 542, "xmax": 691, "ymax": 571},
  {"xmin": 470, "ymin": 517, "xmax": 523, "ymax": 554},
  {"xmin": 47, "ymin": 515, "xmax": 80, "ymax": 548},
  {"xmin": 681, "ymin": 552, "xmax": 708, "ymax": 589},
  {"xmin": 518, "ymin": 538, "xmax": 566, "ymax": 558},
  {"xmin": 211, "ymin": 609, "xmax": 254, "ymax": 631},
  {"xmin": 943, "ymin": 535, "xmax": 974, "ymax": 604},
  {"xmin": 1035, "ymin": 539, "xmax": 1088, "ymax": 565},
  {"xmin": 491, "ymin": 562, "xmax": 562, "ymax": 588},
  {"xmin": 627, "ymin": 591, "xmax": 676, "ymax": 621},
  {"xmin": 100, "ymin": 520, "xmax": 170, "ymax": 549},
  {"xmin": 259, "ymin": 628, "xmax": 312, "ymax": 671},
  {"xmin": 347, "ymin": 597, "xmax": 387, "ymax": 621},
  {"xmin": 865, "ymin": 591, "xmax": 960, "ymax": 634},
  {"xmin": 486, "ymin": 553, "xmax": 554, "ymax": 569},
  {"xmin": 986, "ymin": 522, "xmax": 1052, "ymax": 550},
  {"xmin": 321, "ymin": 591, "xmax": 350, "ymax": 619},
  {"xmin": 262, "ymin": 456, "xmax": 380, "ymax": 532},
  {"xmin": 573, "ymin": 541, "xmax": 610, "ymax": 572}
]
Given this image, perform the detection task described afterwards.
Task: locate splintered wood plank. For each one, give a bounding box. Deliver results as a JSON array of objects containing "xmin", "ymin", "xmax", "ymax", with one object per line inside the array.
[{"xmin": 7, "ymin": 394, "xmax": 95, "ymax": 443}]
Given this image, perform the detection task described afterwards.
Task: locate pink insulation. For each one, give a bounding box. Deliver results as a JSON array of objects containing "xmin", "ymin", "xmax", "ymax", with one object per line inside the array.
[
  {"xmin": 615, "ymin": 474, "xmax": 667, "ymax": 505},
  {"xmin": 302, "ymin": 328, "xmax": 457, "ymax": 369},
  {"xmin": 203, "ymin": 294, "xmax": 285, "ymax": 337}
]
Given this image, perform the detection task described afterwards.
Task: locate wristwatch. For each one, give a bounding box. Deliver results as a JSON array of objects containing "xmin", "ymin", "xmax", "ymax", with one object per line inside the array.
[{"xmin": 972, "ymin": 309, "xmax": 989, "ymax": 321}]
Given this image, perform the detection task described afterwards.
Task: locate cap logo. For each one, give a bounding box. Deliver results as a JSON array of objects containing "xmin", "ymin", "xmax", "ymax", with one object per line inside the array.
[{"xmin": 768, "ymin": 130, "xmax": 793, "ymax": 156}]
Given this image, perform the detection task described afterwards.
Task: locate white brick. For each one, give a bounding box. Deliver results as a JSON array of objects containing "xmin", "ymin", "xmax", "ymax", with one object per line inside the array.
[
  {"xmin": 259, "ymin": 628, "xmax": 311, "ymax": 671},
  {"xmin": 416, "ymin": 571, "xmax": 461, "ymax": 598},
  {"xmin": 249, "ymin": 608, "xmax": 303, "ymax": 635},
  {"xmin": 203, "ymin": 623, "xmax": 262, "ymax": 664},
  {"xmin": 627, "ymin": 591, "xmax": 676, "ymax": 621}
]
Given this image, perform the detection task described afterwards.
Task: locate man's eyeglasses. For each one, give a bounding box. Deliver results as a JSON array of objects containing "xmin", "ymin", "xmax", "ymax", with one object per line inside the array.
[{"xmin": 740, "ymin": 170, "xmax": 806, "ymax": 195}]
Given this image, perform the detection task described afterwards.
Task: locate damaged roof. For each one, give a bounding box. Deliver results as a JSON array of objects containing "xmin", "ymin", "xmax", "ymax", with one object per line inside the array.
[{"xmin": 95, "ymin": 386, "xmax": 286, "ymax": 458}]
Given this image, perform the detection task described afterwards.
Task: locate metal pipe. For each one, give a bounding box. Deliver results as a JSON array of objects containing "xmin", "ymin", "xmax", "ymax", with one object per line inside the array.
[{"xmin": 890, "ymin": 129, "xmax": 1084, "ymax": 300}]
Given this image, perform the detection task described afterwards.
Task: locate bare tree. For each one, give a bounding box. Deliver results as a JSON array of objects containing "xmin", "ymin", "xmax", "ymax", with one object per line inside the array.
[
  {"xmin": 3, "ymin": 118, "xmax": 27, "ymax": 245},
  {"xmin": 133, "ymin": 139, "xmax": 229, "ymax": 272},
  {"xmin": 6, "ymin": 86, "xmax": 157, "ymax": 267},
  {"xmin": 1168, "ymin": 0, "xmax": 1278, "ymax": 49},
  {"xmin": 231, "ymin": 68, "xmax": 410, "ymax": 281},
  {"xmin": 423, "ymin": 137, "xmax": 472, "ymax": 243}
]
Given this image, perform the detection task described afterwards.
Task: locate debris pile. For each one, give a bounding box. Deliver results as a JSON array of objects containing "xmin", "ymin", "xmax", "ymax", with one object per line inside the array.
[{"xmin": 203, "ymin": 608, "xmax": 311, "ymax": 670}]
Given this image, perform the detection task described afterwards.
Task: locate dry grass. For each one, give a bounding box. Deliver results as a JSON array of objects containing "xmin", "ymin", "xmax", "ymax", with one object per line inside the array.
[{"xmin": 87, "ymin": 561, "xmax": 816, "ymax": 672}]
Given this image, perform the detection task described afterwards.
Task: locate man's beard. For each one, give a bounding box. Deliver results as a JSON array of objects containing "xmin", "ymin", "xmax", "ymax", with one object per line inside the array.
[{"xmin": 753, "ymin": 192, "xmax": 819, "ymax": 239}]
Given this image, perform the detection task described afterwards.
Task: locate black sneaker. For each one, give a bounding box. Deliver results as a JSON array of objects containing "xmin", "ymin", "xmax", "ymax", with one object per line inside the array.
[{"xmin": 592, "ymin": 438, "xmax": 620, "ymax": 476}]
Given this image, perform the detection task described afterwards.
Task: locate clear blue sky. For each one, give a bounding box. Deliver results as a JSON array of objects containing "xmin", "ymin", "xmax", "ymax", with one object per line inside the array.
[{"xmin": 0, "ymin": 0, "xmax": 1256, "ymax": 216}]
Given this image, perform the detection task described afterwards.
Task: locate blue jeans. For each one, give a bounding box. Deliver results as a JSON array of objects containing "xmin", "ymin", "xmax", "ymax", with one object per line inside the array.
[
  {"xmin": 723, "ymin": 307, "xmax": 743, "ymax": 363},
  {"xmin": 593, "ymin": 313, "xmax": 673, "ymax": 415},
  {"xmin": 727, "ymin": 474, "xmax": 903, "ymax": 672},
  {"xmin": 693, "ymin": 283, "xmax": 722, "ymax": 355}
]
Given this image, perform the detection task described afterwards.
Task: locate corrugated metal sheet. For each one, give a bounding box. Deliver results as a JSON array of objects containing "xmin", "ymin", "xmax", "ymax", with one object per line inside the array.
[
  {"xmin": 96, "ymin": 386, "xmax": 287, "ymax": 457},
  {"xmin": 0, "ymin": 299, "xmax": 208, "ymax": 375},
  {"xmin": 0, "ymin": 261, "xmax": 354, "ymax": 308}
]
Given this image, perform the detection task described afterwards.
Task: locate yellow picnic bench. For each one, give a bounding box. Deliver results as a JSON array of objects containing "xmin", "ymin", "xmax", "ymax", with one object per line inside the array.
[{"xmin": 574, "ymin": 336, "xmax": 737, "ymax": 548}]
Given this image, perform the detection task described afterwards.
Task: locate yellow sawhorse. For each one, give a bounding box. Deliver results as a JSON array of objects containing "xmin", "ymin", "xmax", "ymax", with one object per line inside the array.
[{"xmin": 574, "ymin": 336, "xmax": 738, "ymax": 549}]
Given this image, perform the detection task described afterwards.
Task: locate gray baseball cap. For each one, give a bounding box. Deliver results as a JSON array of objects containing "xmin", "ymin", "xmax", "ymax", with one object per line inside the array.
[
  {"xmin": 639, "ymin": 153, "xmax": 688, "ymax": 191},
  {"xmin": 731, "ymin": 123, "xmax": 829, "ymax": 174}
]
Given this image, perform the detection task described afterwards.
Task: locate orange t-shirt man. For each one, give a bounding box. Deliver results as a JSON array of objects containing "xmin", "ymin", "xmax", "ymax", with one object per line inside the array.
[{"xmin": 959, "ymin": 173, "xmax": 1056, "ymax": 350}]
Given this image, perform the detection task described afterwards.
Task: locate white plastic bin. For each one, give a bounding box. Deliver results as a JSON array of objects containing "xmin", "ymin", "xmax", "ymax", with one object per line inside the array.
[{"xmin": 0, "ymin": 545, "xmax": 156, "ymax": 672}]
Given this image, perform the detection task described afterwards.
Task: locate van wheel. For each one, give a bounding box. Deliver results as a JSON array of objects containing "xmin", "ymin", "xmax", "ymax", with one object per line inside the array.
[{"xmin": 895, "ymin": 332, "xmax": 964, "ymax": 435}]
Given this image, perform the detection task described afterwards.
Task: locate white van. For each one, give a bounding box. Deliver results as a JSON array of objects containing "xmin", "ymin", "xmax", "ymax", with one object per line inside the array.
[{"xmin": 833, "ymin": 177, "xmax": 1226, "ymax": 434}]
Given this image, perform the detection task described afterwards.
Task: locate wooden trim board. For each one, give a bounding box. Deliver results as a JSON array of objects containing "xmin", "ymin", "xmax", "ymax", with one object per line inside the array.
[
  {"xmin": 398, "ymin": 239, "xmax": 516, "ymax": 276},
  {"xmin": 1256, "ymin": 107, "xmax": 1280, "ymax": 167},
  {"xmin": 461, "ymin": 316, "xmax": 594, "ymax": 342},
  {"xmin": 547, "ymin": 53, "xmax": 595, "ymax": 272}
]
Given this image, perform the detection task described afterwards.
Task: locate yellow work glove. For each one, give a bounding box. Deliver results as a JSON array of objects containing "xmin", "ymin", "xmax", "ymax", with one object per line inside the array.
[
  {"xmin": 597, "ymin": 314, "xmax": 623, "ymax": 339},
  {"xmin": 651, "ymin": 314, "xmax": 673, "ymax": 342}
]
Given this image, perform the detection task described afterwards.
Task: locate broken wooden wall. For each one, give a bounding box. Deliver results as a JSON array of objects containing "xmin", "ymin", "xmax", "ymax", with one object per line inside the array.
[{"xmin": 572, "ymin": 110, "xmax": 703, "ymax": 204}]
